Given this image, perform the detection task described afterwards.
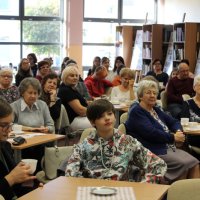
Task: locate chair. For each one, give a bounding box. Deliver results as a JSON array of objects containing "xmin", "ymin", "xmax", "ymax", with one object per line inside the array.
[
  {"xmin": 118, "ymin": 123, "xmax": 126, "ymax": 135},
  {"xmin": 79, "ymin": 127, "xmax": 95, "ymax": 143},
  {"xmin": 167, "ymin": 179, "xmax": 200, "ymax": 200},
  {"xmin": 120, "ymin": 112, "xmax": 128, "ymax": 124},
  {"xmin": 160, "ymin": 90, "xmax": 168, "ymax": 111},
  {"xmin": 36, "ymin": 146, "xmax": 73, "ymax": 184},
  {"xmin": 182, "ymin": 94, "xmax": 191, "ymax": 101}
]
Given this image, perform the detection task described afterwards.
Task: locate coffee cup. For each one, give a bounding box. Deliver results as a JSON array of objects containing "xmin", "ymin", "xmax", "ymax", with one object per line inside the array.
[
  {"xmin": 12, "ymin": 124, "xmax": 22, "ymax": 134},
  {"xmin": 21, "ymin": 159, "xmax": 38, "ymax": 174},
  {"xmin": 180, "ymin": 118, "xmax": 189, "ymax": 126}
]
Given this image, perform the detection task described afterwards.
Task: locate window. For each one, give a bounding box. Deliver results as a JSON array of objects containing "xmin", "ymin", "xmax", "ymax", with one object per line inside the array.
[
  {"xmin": 0, "ymin": 0, "xmax": 64, "ymax": 69},
  {"xmin": 83, "ymin": 0, "xmax": 156, "ymax": 78}
]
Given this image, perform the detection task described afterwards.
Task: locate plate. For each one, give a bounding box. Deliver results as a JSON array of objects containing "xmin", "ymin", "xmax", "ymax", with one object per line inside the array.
[
  {"xmin": 91, "ymin": 187, "xmax": 117, "ymax": 196},
  {"xmin": 12, "ymin": 130, "xmax": 24, "ymax": 134}
]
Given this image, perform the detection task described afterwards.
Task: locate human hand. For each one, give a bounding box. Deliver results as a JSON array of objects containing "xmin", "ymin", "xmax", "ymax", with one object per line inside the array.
[
  {"xmin": 38, "ymin": 126, "xmax": 49, "ymax": 133},
  {"xmin": 5, "ymin": 162, "xmax": 36, "ymax": 186},
  {"xmin": 128, "ymin": 80, "xmax": 134, "ymax": 88},
  {"xmin": 49, "ymin": 90, "xmax": 57, "ymax": 102},
  {"xmin": 174, "ymin": 131, "xmax": 185, "ymax": 143}
]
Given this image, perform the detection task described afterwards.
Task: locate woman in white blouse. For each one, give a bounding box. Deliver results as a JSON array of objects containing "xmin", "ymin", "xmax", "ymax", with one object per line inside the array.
[{"xmin": 110, "ymin": 68, "xmax": 136, "ymax": 102}]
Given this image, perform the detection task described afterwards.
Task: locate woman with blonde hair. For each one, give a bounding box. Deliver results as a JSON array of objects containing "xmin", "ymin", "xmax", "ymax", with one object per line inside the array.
[
  {"xmin": 110, "ymin": 68, "xmax": 136, "ymax": 101},
  {"xmin": 0, "ymin": 68, "xmax": 20, "ymax": 104},
  {"xmin": 58, "ymin": 66, "xmax": 92, "ymax": 131}
]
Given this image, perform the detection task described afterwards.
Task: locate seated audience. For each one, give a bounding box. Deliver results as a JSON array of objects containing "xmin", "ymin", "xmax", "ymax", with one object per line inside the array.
[
  {"xmin": 146, "ymin": 59, "xmax": 169, "ymax": 88},
  {"xmin": 0, "ymin": 68, "xmax": 20, "ymax": 104},
  {"xmin": 111, "ymin": 64, "xmax": 125, "ymax": 86},
  {"xmin": 167, "ymin": 61, "xmax": 195, "ymax": 119},
  {"xmin": 111, "ymin": 56, "xmax": 125, "ymax": 82},
  {"xmin": 110, "ymin": 68, "xmax": 136, "ymax": 101},
  {"xmin": 15, "ymin": 58, "xmax": 32, "ymax": 87},
  {"xmin": 87, "ymin": 56, "xmax": 101, "ymax": 77},
  {"xmin": 125, "ymin": 80, "xmax": 199, "ymax": 183},
  {"xmin": 85, "ymin": 66, "xmax": 113, "ymax": 98},
  {"xmin": 36, "ymin": 60, "xmax": 51, "ymax": 83},
  {"xmin": 0, "ymin": 98, "xmax": 36, "ymax": 200},
  {"xmin": 58, "ymin": 66, "xmax": 92, "ymax": 131},
  {"xmin": 180, "ymin": 74, "xmax": 200, "ymax": 148},
  {"xmin": 65, "ymin": 99, "xmax": 167, "ymax": 183},
  {"xmin": 40, "ymin": 73, "xmax": 61, "ymax": 122},
  {"xmin": 27, "ymin": 53, "xmax": 38, "ymax": 77},
  {"xmin": 11, "ymin": 77, "xmax": 54, "ymax": 133}
]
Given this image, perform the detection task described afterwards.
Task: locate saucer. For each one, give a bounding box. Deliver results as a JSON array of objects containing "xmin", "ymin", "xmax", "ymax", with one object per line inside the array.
[
  {"xmin": 91, "ymin": 187, "xmax": 117, "ymax": 196},
  {"xmin": 13, "ymin": 131, "xmax": 24, "ymax": 134}
]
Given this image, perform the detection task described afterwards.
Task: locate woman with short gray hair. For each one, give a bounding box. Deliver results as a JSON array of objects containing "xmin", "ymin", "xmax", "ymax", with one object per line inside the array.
[
  {"xmin": 11, "ymin": 77, "xmax": 54, "ymax": 133},
  {"xmin": 126, "ymin": 79, "xmax": 199, "ymax": 183}
]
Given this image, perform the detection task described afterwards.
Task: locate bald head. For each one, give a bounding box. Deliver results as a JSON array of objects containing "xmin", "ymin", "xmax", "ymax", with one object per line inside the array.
[{"xmin": 178, "ymin": 62, "xmax": 189, "ymax": 80}]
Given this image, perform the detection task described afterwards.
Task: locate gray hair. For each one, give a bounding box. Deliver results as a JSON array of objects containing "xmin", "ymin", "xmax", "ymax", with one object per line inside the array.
[
  {"xmin": 137, "ymin": 80, "xmax": 159, "ymax": 100},
  {"xmin": 194, "ymin": 75, "xmax": 200, "ymax": 87},
  {"xmin": 0, "ymin": 68, "xmax": 13, "ymax": 76},
  {"xmin": 119, "ymin": 68, "xmax": 135, "ymax": 79},
  {"xmin": 18, "ymin": 77, "xmax": 41, "ymax": 96},
  {"xmin": 61, "ymin": 66, "xmax": 79, "ymax": 84}
]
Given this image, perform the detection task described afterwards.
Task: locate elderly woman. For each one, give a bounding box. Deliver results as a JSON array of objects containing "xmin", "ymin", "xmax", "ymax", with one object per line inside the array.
[
  {"xmin": 125, "ymin": 79, "xmax": 199, "ymax": 183},
  {"xmin": 181, "ymin": 74, "xmax": 200, "ymax": 148},
  {"xmin": 0, "ymin": 98, "xmax": 36, "ymax": 199},
  {"xmin": 36, "ymin": 60, "xmax": 51, "ymax": 83},
  {"xmin": 58, "ymin": 66, "xmax": 92, "ymax": 131},
  {"xmin": 0, "ymin": 68, "xmax": 20, "ymax": 104},
  {"xmin": 15, "ymin": 58, "xmax": 32, "ymax": 86},
  {"xmin": 11, "ymin": 77, "xmax": 54, "ymax": 133},
  {"xmin": 110, "ymin": 68, "xmax": 135, "ymax": 101}
]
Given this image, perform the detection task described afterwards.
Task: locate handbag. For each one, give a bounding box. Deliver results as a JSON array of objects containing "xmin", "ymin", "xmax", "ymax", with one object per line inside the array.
[{"xmin": 43, "ymin": 146, "xmax": 73, "ymax": 179}]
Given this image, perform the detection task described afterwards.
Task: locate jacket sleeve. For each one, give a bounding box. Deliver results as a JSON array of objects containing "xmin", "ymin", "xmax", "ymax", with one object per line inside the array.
[
  {"xmin": 130, "ymin": 137, "xmax": 167, "ymax": 183},
  {"xmin": 65, "ymin": 144, "xmax": 83, "ymax": 177},
  {"xmin": 180, "ymin": 101, "xmax": 190, "ymax": 119},
  {"xmin": 126, "ymin": 107, "xmax": 174, "ymax": 144},
  {"xmin": 0, "ymin": 178, "xmax": 16, "ymax": 200}
]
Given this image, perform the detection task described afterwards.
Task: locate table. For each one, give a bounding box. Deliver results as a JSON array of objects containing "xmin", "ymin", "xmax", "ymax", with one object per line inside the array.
[
  {"xmin": 183, "ymin": 123, "xmax": 200, "ymax": 135},
  {"xmin": 18, "ymin": 176, "xmax": 169, "ymax": 200},
  {"xmin": 11, "ymin": 132, "xmax": 65, "ymax": 162}
]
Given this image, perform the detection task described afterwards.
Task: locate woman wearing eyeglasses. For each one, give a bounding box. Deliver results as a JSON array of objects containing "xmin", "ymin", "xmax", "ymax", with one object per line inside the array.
[
  {"xmin": 125, "ymin": 79, "xmax": 199, "ymax": 183},
  {"xmin": 0, "ymin": 98, "xmax": 36, "ymax": 200},
  {"xmin": 36, "ymin": 60, "xmax": 51, "ymax": 83},
  {"xmin": 0, "ymin": 68, "xmax": 20, "ymax": 104}
]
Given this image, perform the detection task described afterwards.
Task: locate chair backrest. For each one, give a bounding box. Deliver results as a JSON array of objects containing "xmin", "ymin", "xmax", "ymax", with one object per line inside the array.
[
  {"xmin": 167, "ymin": 179, "xmax": 200, "ymax": 200},
  {"xmin": 79, "ymin": 127, "xmax": 96, "ymax": 143},
  {"xmin": 55, "ymin": 104, "xmax": 70, "ymax": 134},
  {"xmin": 118, "ymin": 123, "xmax": 126, "ymax": 135},
  {"xmin": 120, "ymin": 112, "xmax": 128, "ymax": 124},
  {"xmin": 182, "ymin": 94, "xmax": 191, "ymax": 101},
  {"xmin": 160, "ymin": 90, "xmax": 167, "ymax": 110}
]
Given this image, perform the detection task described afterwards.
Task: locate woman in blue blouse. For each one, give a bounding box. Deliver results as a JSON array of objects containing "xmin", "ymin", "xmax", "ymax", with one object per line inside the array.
[{"xmin": 125, "ymin": 79, "xmax": 199, "ymax": 183}]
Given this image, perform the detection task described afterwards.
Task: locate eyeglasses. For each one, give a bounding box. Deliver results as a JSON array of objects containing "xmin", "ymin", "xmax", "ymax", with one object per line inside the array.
[
  {"xmin": 0, "ymin": 75, "xmax": 13, "ymax": 79},
  {"xmin": 144, "ymin": 91, "xmax": 158, "ymax": 96},
  {"xmin": 0, "ymin": 123, "xmax": 14, "ymax": 131}
]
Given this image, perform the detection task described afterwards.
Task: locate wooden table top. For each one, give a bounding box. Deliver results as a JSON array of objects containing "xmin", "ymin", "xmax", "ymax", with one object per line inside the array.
[
  {"xmin": 11, "ymin": 132, "xmax": 65, "ymax": 150},
  {"xmin": 183, "ymin": 123, "xmax": 200, "ymax": 135},
  {"xmin": 18, "ymin": 176, "xmax": 169, "ymax": 200}
]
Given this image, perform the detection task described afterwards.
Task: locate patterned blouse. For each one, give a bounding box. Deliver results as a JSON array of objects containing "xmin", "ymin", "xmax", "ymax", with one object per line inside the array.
[
  {"xmin": 0, "ymin": 85, "xmax": 20, "ymax": 104},
  {"xmin": 65, "ymin": 129, "xmax": 167, "ymax": 183}
]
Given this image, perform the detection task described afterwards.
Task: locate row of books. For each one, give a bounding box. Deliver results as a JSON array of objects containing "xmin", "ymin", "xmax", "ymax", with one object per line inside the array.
[
  {"xmin": 173, "ymin": 48, "xmax": 184, "ymax": 60},
  {"xmin": 143, "ymin": 31, "xmax": 152, "ymax": 42},
  {"xmin": 142, "ymin": 44, "xmax": 151, "ymax": 59},
  {"xmin": 173, "ymin": 27, "xmax": 185, "ymax": 42}
]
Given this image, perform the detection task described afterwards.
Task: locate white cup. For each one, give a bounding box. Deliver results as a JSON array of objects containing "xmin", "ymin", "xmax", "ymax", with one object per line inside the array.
[
  {"xmin": 21, "ymin": 159, "xmax": 38, "ymax": 174},
  {"xmin": 159, "ymin": 82, "xmax": 164, "ymax": 88},
  {"xmin": 12, "ymin": 124, "xmax": 22, "ymax": 134},
  {"xmin": 180, "ymin": 118, "xmax": 189, "ymax": 126}
]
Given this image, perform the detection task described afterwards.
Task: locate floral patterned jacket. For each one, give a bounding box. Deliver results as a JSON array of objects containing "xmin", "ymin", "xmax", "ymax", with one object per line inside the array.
[{"xmin": 65, "ymin": 129, "xmax": 167, "ymax": 183}]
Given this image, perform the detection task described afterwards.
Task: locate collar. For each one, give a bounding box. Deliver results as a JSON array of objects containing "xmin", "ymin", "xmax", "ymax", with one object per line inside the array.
[{"xmin": 21, "ymin": 98, "xmax": 39, "ymax": 111}]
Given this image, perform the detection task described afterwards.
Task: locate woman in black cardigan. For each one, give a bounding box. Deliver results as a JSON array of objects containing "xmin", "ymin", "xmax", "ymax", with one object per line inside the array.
[{"xmin": 0, "ymin": 99, "xmax": 35, "ymax": 200}]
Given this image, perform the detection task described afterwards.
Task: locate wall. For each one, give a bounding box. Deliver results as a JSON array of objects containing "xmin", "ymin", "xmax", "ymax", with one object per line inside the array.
[{"xmin": 158, "ymin": 0, "xmax": 200, "ymax": 24}]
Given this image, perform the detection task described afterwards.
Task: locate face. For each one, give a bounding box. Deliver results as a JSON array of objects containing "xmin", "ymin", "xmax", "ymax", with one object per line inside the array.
[
  {"xmin": 0, "ymin": 114, "xmax": 13, "ymax": 141},
  {"xmin": 93, "ymin": 58, "xmax": 100, "ymax": 67},
  {"xmin": 22, "ymin": 85, "xmax": 39, "ymax": 106},
  {"xmin": 40, "ymin": 64, "xmax": 50, "ymax": 76},
  {"xmin": 178, "ymin": 63, "xmax": 189, "ymax": 80},
  {"xmin": 44, "ymin": 78, "xmax": 58, "ymax": 93},
  {"xmin": 65, "ymin": 71, "xmax": 79, "ymax": 86},
  {"xmin": 27, "ymin": 55, "xmax": 34, "ymax": 64},
  {"xmin": 0, "ymin": 72, "xmax": 13, "ymax": 87},
  {"xmin": 115, "ymin": 59, "xmax": 123, "ymax": 68},
  {"xmin": 140, "ymin": 87, "xmax": 157, "ymax": 107},
  {"xmin": 171, "ymin": 71, "xmax": 178, "ymax": 78},
  {"xmin": 91, "ymin": 111, "xmax": 116, "ymax": 136},
  {"xmin": 153, "ymin": 61, "xmax": 162, "ymax": 72},
  {"xmin": 21, "ymin": 59, "xmax": 30, "ymax": 71},
  {"xmin": 102, "ymin": 59, "xmax": 110, "ymax": 70},
  {"xmin": 121, "ymin": 75, "xmax": 132, "ymax": 88}
]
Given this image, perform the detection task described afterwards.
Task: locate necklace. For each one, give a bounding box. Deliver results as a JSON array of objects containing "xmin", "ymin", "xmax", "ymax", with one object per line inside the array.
[{"xmin": 99, "ymin": 136, "xmax": 115, "ymax": 171}]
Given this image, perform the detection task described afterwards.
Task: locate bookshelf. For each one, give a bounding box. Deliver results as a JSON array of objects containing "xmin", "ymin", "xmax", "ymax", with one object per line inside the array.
[{"xmin": 173, "ymin": 23, "xmax": 200, "ymax": 73}]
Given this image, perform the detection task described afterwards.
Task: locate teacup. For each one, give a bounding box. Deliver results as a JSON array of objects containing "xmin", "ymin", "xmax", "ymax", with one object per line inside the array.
[
  {"xmin": 180, "ymin": 118, "xmax": 189, "ymax": 126},
  {"xmin": 12, "ymin": 124, "xmax": 22, "ymax": 134},
  {"xmin": 21, "ymin": 159, "xmax": 38, "ymax": 174}
]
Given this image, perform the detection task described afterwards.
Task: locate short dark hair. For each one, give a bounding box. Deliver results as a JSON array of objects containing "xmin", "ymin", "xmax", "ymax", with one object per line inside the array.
[
  {"xmin": 27, "ymin": 53, "xmax": 37, "ymax": 63},
  {"xmin": 38, "ymin": 60, "xmax": 50, "ymax": 70},
  {"xmin": 86, "ymin": 99, "xmax": 115, "ymax": 121},
  {"xmin": 0, "ymin": 98, "xmax": 12, "ymax": 118},
  {"xmin": 41, "ymin": 73, "xmax": 60, "ymax": 89},
  {"xmin": 180, "ymin": 59, "xmax": 189, "ymax": 66}
]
